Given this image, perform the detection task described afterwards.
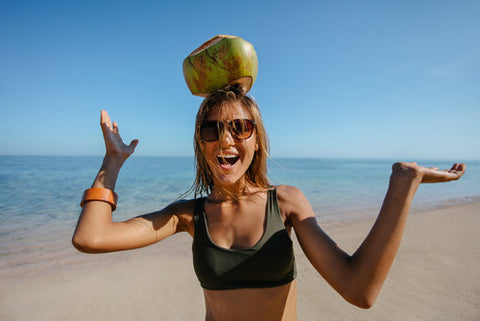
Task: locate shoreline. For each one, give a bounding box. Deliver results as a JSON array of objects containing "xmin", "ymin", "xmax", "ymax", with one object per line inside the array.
[
  {"xmin": 1, "ymin": 201, "xmax": 479, "ymax": 320},
  {"xmin": 0, "ymin": 195, "xmax": 477, "ymax": 278},
  {"xmin": 1, "ymin": 196, "xmax": 478, "ymax": 280}
]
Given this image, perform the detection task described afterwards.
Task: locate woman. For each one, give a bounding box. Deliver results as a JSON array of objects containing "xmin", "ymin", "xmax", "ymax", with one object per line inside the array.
[{"xmin": 73, "ymin": 85, "xmax": 465, "ymax": 320}]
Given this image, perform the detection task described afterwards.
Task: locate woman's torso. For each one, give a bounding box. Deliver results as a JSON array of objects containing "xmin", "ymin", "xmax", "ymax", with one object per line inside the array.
[
  {"xmin": 203, "ymin": 279, "xmax": 298, "ymax": 321},
  {"xmin": 178, "ymin": 187, "xmax": 298, "ymax": 320}
]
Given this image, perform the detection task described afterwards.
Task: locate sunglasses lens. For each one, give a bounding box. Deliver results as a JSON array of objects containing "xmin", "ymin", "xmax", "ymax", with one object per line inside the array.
[
  {"xmin": 200, "ymin": 122, "xmax": 219, "ymax": 141},
  {"xmin": 231, "ymin": 119, "xmax": 254, "ymax": 140},
  {"xmin": 200, "ymin": 119, "xmax": 255, "ymax": 141}
]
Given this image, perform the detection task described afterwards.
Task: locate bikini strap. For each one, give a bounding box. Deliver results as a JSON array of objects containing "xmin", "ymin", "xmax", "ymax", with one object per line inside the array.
[
  {"xmin": 267, "ymin": 187, "xmax": 285, "ymax": 230},
  {"xmin": 193, "ymin": 197, "xmax": 206, "ymax": 230}
]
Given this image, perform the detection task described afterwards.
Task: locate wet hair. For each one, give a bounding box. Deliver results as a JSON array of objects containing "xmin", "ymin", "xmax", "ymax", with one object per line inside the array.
[{"xmin": 193, "ymin": 84, "xmax": 270, "ymax": 197}]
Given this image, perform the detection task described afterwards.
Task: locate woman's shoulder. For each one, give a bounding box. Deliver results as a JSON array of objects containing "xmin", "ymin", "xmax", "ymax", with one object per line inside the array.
[
  {"xmin": 275, "ymin": 184, "xmax": 306, "ymax": 201},
  {"xmin": 164, "ymin": 198, "xmax": 204, "ymax": 233},
  {"xmin": 275, "ymin": 185, "xmax": 312, "ymax": 216},
  {"xmin": 166, "ymin": 197, "xmax": 209, "ymax": 217}
]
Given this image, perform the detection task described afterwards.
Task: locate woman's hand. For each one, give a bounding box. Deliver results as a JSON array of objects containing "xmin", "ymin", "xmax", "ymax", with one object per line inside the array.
[
  {"xmin": 392, "ymin": 162, "xmax": 466, "ymax": 184},
  {"xmin": 100, "ymin": 110, "xmax": 139, "ymax": 162}
]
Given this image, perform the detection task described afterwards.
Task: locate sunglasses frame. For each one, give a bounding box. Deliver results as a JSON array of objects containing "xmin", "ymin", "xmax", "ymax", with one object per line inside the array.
[{"xmin": 200, "ymin": 119, "xmax": 256, "ymax": 142}]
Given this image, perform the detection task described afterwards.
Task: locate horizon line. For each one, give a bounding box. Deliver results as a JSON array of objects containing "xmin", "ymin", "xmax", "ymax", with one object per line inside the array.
[{"xmin": 0, "ymin": 154, "xmax": 478, "ymax": 162}]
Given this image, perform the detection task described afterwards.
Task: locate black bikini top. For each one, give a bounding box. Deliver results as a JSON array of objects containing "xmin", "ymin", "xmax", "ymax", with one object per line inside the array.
[{"xmin": 192, "ymin": 188, "xmax": 296, "ymax": 290}]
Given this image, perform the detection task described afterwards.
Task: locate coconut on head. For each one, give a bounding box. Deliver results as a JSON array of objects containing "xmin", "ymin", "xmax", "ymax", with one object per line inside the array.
[{"xmin": 183, "ymin": 35, "xmax": 258, "ymax": 97}]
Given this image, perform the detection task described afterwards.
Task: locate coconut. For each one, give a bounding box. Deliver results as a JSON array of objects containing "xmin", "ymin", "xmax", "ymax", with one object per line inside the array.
[{"xmin": 182, "ymin": 35, "xmax": 258, "ymax": 97}]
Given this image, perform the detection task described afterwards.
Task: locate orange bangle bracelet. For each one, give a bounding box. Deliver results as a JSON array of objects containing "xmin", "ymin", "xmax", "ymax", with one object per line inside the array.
[{"xmin": 80, "ymin": 188, "xmax": 118, "ymax": 211}]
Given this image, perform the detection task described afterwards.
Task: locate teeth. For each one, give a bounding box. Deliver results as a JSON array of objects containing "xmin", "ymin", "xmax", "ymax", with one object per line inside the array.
[{"xmin": 217, "ymin": 154, "xmax": 239, "ymax": 166}]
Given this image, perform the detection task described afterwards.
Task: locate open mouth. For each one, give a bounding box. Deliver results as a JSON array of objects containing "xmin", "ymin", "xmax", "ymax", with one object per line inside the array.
[{"xmin": 217, "ymin": 155, "xmax": 239, "ymax": 166}]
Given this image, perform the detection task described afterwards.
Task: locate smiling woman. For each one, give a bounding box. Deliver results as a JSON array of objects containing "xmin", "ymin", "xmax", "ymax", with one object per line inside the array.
[
  {"xmin": 193, "ymin": 85, "xmax": 270, "ymax": 199},
  {"xmin": 72, "ymin": 84, "xmax": 466, "ymax": 321}
]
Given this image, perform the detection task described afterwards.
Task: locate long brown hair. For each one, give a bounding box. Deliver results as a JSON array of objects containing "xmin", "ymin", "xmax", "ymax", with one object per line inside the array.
[{"xmin": 193, "ymin": 84, "xmax": 270, "ymax": 197}]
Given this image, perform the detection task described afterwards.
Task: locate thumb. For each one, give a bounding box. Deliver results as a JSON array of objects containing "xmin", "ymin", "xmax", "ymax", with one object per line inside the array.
[{"xmin": 128, "ymin": 139, "xmax": 139, "ymax": 152}]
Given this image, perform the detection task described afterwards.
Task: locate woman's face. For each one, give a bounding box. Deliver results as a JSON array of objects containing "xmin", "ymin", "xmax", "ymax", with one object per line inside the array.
[{"xmin": 202, "ymin": 102, "xmax": 258, "ymax": 189}]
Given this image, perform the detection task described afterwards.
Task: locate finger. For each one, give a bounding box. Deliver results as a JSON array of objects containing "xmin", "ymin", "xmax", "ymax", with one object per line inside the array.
[
  {"xmin": 113, "ymin": 121, "xmax": 119, "ymax": 134},
  {"xmin": 446, "ymin": 163, "xmax": 462, "ymax": 172},
  {"xmin": 443, "ymin": 163, "xmax": 466, "ymax": 180},
  {"xmin": 454, "ymin": 163, "xmax": 466, "ymax": 178},
  {"xmin": 101, "ymin": 110, "xmax": 113, "ymax": 131},
  {"xmin": 128, "ymin": 139, "xmax": 139, "ymax": 153},
  {"xmin": 130, "ymin": 139, "xmax": 139, "ymax": 148},
  {"xmin": 453, "ymin": 163, "xmax": 466, "ymax": 172},
  {"xmin": 100, "ymin": 110, "xmax": 106, "ymax": 127}
]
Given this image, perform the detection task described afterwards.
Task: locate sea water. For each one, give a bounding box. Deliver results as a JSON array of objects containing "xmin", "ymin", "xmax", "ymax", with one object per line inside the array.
[{"xmin": 0, "ymin": 156, "xmax": 478, "ymax": 276}]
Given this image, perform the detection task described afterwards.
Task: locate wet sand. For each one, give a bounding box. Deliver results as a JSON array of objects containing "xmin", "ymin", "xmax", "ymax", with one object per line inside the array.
[{"xmin": 1, "ymin": 201, "xmax": 479, "ymax": 320}]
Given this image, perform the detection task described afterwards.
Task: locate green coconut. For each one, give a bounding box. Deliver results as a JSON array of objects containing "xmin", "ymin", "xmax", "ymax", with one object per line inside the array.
[{"xmin": 183, "ymin": 35, "xmax": 258, "ymax": 97}]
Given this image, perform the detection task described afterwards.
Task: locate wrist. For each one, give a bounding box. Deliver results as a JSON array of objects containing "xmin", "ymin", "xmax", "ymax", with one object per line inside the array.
[
  {"xmin": 391, "ymin": 163, "xmax": 422, "ymax": 185},
  {"xmin": 388, "ymin": 165, "xmax": 422, "ymax": 200},
  {"xmin": 91, "ymin": 155, "xmax": 123, "ymax": 190},
  {"xmin": 102, "ymin": 154, "xmax": 125, "ymax": 169}
]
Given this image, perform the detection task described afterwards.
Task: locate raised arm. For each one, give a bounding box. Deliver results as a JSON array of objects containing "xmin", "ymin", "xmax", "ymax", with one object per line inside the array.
[
  {"xmin": 286, "ymin": 162, "xmax": 466, "ymax": 308},
  {"xmin": 72, "ymin": 111, "xmax": 192, "ymax": 253}
]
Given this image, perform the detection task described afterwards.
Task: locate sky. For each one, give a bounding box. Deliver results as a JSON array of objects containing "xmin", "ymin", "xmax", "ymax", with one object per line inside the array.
[{"xmin": 1, "ymin": 0, "xmax": 479, "ymax": 160}]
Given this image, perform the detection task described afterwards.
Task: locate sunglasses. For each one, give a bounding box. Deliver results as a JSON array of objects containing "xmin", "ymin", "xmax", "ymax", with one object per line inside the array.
[{"xmin": 200, "ymin": 119, "xmax": 256, "ymax": 142}]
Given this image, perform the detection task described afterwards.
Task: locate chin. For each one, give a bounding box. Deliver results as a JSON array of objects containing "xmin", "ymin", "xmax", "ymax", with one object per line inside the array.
[{"xmin": 215, "ymin": 176, "xmax": 242, "ymax": 187}]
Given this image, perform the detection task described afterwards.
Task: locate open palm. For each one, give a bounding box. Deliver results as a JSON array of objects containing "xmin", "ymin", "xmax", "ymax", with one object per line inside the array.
[
  {"xmin": 100, "ymin": 110, "xmax": 139, "ymax": 161},
  {"xmin": 393, "ymin": 162, "xmax": 466, "ymax": 184}
]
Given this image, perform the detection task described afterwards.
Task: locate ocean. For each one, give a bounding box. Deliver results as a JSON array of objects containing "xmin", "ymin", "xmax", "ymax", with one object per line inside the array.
[{"xmin": 0, "ymin": 156, "xmax": 478, "ymax": 277}]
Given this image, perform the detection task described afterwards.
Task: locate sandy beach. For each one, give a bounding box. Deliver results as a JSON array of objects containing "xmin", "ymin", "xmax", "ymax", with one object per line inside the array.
[{"xmin": 1, "ymin": 201, "xmax": 479, "ymax": 321}]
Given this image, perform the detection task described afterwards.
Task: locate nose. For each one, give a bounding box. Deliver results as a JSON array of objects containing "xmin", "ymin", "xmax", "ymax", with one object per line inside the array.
[{"xmin": 219, "ymin": 126, "xmax": 235, "ymax": 147}]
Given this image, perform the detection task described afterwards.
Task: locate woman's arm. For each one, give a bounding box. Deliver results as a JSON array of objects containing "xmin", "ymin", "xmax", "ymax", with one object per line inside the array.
[
  {"xmin": 72, "ymin": 111, "xmax": 192, "ymax": 253},
  {"xmin": 285, "ymin": 162, "xmax": 466, "ymax": 308}
]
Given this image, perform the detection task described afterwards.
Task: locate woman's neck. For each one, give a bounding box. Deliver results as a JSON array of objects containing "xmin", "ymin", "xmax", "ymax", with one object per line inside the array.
[{"xmin": 209, "ymin": 179, "xmax": 264, "ymax": 203}]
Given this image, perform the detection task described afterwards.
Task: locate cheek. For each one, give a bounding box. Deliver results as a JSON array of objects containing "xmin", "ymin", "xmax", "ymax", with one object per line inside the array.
[
  {"xmin": 200, "ymin": 143, "xmax": 215, "ymax": 165},
  {"xmin": 246, "ymin": 141, "xmax": 258, "ymax": 161}
]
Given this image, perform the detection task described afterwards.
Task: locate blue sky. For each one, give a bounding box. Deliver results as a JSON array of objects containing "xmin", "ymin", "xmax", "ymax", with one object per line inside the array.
[{"xmin": 1, "ymin": 0, "xmax": 479, "ymax": 160}]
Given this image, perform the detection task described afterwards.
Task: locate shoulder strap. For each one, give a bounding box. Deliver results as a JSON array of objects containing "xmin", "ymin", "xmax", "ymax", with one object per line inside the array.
[
  {"xmin": 193, "ymin": 197, "xmax": 206, "ymax": 228},
  {"xmin": 266, "ymin": 187, "xmax": 285, "ymax": 230}
]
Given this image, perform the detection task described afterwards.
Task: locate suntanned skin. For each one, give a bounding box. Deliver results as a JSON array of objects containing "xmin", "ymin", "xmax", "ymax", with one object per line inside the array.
[{"xmin": 72, "ymin": 109, "xmax": 465, "ymax": 320}]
